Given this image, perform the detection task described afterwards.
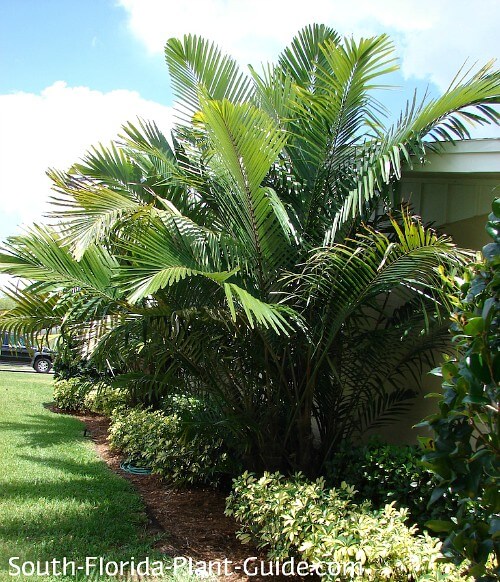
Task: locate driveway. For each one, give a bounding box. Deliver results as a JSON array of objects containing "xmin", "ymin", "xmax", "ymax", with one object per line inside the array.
[{"xmin": 0, "ymin": 362, "xmax": 53, "ymax": 374}]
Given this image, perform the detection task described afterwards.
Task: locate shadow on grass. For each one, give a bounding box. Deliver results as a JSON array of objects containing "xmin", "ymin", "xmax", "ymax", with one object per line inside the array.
[
  {"xmin": 0, "ymin": 475, "xmax": 148, "ymax": 544},
  {"xmin": 0, "ymin": 377, "xmax": 171, "ymax": 575},
  {"xmin": 0, "ymin": 413, "xmax": 85, "ymax": 448},
  {"xmin": 0, "ymin": 449, "xmax": 164, "ymax": 565},
  {"xmin": 15, "ymin": 453, "xmax": 111, "ymax": 478}
]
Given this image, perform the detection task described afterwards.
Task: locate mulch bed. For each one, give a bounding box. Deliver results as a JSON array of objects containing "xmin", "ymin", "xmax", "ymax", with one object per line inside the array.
[{"xmin": 52, "ymin": 408, "xmax": 305, "ymax": 580}]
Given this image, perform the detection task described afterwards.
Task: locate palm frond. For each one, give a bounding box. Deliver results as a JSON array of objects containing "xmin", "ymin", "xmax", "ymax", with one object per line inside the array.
[
  {"xmin": 0, "ymin": 286, "xmax": 64, "ymax": 339},
  {"xmin": 292, "ymin": 212, "xmax": 468, "ymax": 363},
  {"xmin": 49, "ymin": 169, "xmax": 146, "ymax": 259},
  {"xmin": 292, "ymin": 34, "xmax": 397, "ymax": 236},
  {"xmin": 199, "ymin": 97, "xmax": 294, "ymax": 282},
  {"xmin": 0, "ymin": 226, "xmax": 119, "ymax": 297},
  {"xmin": 114, "ymin": 213, "xmax": 238, "ymax": 303},
  {"xmin": 329, "ymin": 62, "xmax": 500, "ymax": 237},
  {"xmin": 224, "ymin": 282, "xmax": 293, "ymax": 334},
  {"xmin": 278, "ymin": 23, "xmax": 342, "ymax": 89},
  {"xmin": 165, "ymin": 34, "xmax": 254, "ymax": 120},
  {"xmin": 357, "ymin": 387, "xmax": 418, "ymax": 432}
]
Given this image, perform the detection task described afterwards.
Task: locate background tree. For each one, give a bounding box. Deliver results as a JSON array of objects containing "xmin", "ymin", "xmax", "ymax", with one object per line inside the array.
[{"xmin": 420, "ymin": 199, "xmax": 500, "ymax": 579}]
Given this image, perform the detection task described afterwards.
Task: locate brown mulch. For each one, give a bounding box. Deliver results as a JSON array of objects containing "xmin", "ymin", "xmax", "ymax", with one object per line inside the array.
[{"xmin": 53, "ymin": 409, "xmax": 307, "ymax": 580}]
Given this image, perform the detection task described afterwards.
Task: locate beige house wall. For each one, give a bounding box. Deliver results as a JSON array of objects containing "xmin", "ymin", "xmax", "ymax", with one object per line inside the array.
[
  {"xmin": 440, "ymin": 214, "xmax": 490, "ymax": 249},
  {"xmin": 399, "ymin": 173, "xmax": 498, "ymax": 242}
]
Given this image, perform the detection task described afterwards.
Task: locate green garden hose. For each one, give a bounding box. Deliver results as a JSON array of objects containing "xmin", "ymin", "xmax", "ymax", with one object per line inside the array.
[{"xmin": 119, "ymin": 460, "xmax": 152, "ymax": 475}]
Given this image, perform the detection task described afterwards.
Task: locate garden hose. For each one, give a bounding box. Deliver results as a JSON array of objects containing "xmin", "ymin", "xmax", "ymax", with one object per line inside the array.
[{"xmin": 119, "ymin": 460, "xmax": 152, "ymax": 475}]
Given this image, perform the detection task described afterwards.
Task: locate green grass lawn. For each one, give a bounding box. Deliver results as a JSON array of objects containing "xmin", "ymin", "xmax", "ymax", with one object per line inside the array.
[{"xmin": 0, "ymin": 372, "xmax": 198, "ymax": 581}]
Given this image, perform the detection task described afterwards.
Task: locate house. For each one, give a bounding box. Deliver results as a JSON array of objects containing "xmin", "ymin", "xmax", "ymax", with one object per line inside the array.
[{"xmin": 401, "ymin": 138, "xmax": 500, "ymax": 249}]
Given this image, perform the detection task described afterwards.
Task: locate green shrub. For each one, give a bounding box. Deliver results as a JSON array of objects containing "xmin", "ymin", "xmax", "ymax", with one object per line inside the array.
[
  {"xmin": 53, "ymin": 378, "xmax": 129, "ymax": 416},
  {"xmin": 326, "ymin": 440, "xmax": 458, "ymax": 532},
  {"xmin": 419, "ymin": 199, "xmax": 500, "ymax": 578},
  {"xmin": 84, "ymin": 384, "xmax": 131, "ymax": 416},
  {"xmin": 108, "ymin": 404, "xmax": 233, "ymax": 487},
  {"xmin": 52, "ymin": 378, "xmax": 93, "ymax": 412},
  {"xmin": 226, "ymin": 472, "xmax": 470, "ymax": 581}
]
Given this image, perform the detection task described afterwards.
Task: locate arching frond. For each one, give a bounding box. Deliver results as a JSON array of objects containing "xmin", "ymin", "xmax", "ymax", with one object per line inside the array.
[
  {"xmin": 0, "ymin": 226, "xmax": 119, "ymax": 296},
  {"xmin": 49, "ymin": 169, "xmax": 146, "ymax": 259},
  {"xmin": 165, "ymin": 34, "xmax": 254, "ymax": 120},
  {"xmin": 199, "ymin": 98, "xmax": 294, "ymax": 283},
  {"xmin": 278, "ymin": 23, "xmax": 342, "ymax": 90},
  {"xmin": 291, "ymin": 212, "xmax": 470, "ymax": 366},
  {"xmin": 223, "ymin": 282, "xmax": 293, "ymax": 335},
  {"xmin": 290, "ymin": 33, "xmax": 398, "ymax": 236},
  {"xmin": 0, "ymin": 287, "xmax": 64, "ymax": 339},
  {"xmin": 329, "ymin": 62, "xmax": 500, "ymax": 238}
]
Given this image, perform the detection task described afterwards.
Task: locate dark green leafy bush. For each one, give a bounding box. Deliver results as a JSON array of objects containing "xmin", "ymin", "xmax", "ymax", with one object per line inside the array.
[
  {"xmin": 420, "ymin": 199, "xmax": 500, "ymax": 578},
  {"xmin": 226, "ymin": 472, "xmax": 469, "ymax": 581},
  {"xmin": 326, "ymin": 440, "xmax": 458, "ymax": 531},
  {"xmin": 108, "ymin": 401, "xmax": 236, "ymax": 487}
]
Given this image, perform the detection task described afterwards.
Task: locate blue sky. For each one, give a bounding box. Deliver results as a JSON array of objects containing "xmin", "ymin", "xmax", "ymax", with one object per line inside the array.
[
  {"xmin": 0, "ymin": 0, "xmax": 499, "ymax": 263},
  {"xmin": 0, "ymin": 0, "xmax": 169, "ymax": 102}
]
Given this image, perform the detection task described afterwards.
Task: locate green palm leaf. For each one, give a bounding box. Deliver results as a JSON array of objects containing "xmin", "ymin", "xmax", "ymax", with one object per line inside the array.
[
  {"xmin": 292, "ymin": 212, "xmax": 469, "ymax": 367},
  {"xmin": 0, "ymin": 287, "xmax": 64, "ymax": 339},
  {"xmin": 223, "ymin": 282, "xmax": 292, "ymax": 335},
  {"xmin": 199, "ymin": 97, "xmax": 294, "ymax": 283},
  {"xmin": 165, "ymin": 34, "xmax": 253, "ymax": 120},
  {"xmin": 329, "ymin": 62, "xmax": 500, "ymax": 238},
  {"xmin": 0, "ymin": 226, "xmax": 118, "ymax": 296},
  {"xmin": 278, "ymin": 23, "xmax": 341, "ymax": 89}
]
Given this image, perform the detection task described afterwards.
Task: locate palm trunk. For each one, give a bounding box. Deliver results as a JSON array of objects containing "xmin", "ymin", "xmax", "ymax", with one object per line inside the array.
[{"xmin": 296, "ymin": 395, "xmax": 314, "ymax": 472}]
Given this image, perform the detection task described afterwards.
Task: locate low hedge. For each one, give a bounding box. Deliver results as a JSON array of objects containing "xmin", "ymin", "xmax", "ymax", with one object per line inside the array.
[
  {"xmin": 84, "ymin": 385, "xmax": 131, "ymax": 415},
  {"xmin": 52, "ymin": 378, "xmax": 93, "ymax": 412},
  {"xmin": 53, "ymin": 378, "xmax": 130, "ymax": 415},
  {"xmin": 108, "ymin": 403, "xmax": 233, "ymax": 487},
  {"xmin": 54, "ymin": 379, "xmax": 236, "ymax": 487},
  {"xmin": 226, "ymin": 472, "xmax": 470, "ymax": 581}
]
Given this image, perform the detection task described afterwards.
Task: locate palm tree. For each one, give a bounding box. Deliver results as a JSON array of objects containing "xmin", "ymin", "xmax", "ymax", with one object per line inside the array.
[{"xmin": 1, "ymin": 24, "xmax": 498, "ymax": 472}]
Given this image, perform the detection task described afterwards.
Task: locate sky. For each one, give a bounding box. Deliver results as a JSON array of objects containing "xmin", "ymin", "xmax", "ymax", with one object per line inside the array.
[{"xmin": 0, "ymin": 0, "xmax": 499, "ymax": 273}]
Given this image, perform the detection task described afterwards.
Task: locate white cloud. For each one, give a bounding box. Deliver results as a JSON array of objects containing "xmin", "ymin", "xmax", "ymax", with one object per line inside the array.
[
  {"xmin": 397, "ymin": 0, "xmax": 499, "ymax": 90},
  {"xmin": 118, "ymin": 0, "xmax": 499, "ymax": 90},
  {"xmin": 0, "ymin": 82, "xmax": 173, "ymax": 240}
]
